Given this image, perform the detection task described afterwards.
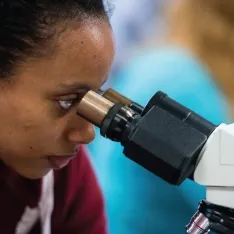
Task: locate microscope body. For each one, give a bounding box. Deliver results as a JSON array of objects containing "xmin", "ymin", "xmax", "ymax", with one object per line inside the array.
[{"xmin": 76, "ymin": 89, "xmax": 234, "ymax": 234}]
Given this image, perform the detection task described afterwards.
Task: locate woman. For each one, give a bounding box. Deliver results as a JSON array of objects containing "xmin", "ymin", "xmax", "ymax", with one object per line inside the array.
[
  {"xmin": 0, "ymin": 1, "xmax": 114, "ymax": 234},
  {"xmin": 89, "ymin": 0, "xmax": 232, "ymax": 233}
]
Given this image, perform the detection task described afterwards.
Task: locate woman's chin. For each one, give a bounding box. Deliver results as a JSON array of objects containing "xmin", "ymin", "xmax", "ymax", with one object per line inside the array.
[{"xmin": 16, "ymin": 167, "xmax": 52, "ymax": 180}]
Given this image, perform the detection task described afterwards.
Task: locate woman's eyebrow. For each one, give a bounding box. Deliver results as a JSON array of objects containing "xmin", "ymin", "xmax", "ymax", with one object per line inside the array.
[
  {"xmin": 58, "ymin": 79, "xmax": 107, "ymax": 91},
  {"xmin": 58, "ymin": 82, "xmax": 90, "ymax": 91}
]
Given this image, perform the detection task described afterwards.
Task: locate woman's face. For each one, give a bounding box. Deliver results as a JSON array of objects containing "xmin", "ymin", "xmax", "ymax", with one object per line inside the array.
[{"xmin": 0, "ymin": 19, "xmax": 114, "ymax": 179}]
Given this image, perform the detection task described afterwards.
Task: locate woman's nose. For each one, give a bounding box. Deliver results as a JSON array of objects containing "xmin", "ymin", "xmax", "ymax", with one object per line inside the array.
[{"xmin": 67, "ymin": 122, "xmax": 95, "ymax": 144}]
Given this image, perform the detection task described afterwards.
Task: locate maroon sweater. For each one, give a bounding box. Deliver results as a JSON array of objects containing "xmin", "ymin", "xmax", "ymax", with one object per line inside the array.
[{"xmin": 0, "ymin": 146, "xmax": 107, "ymax": 234}]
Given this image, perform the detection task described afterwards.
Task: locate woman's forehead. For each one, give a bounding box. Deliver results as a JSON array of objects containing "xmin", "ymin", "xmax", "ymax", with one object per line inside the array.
[{"xmin": 8, "ymin": 20, "xmax": 114, "ymax": 93}]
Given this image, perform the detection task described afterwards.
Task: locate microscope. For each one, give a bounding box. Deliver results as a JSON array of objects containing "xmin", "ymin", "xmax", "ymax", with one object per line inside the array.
[{"xmin": 76, "ymin": 88, "xmax": 234, "ymax": 234}]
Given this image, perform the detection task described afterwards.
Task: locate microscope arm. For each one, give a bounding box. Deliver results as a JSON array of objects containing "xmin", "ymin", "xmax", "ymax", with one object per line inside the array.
[{"xmin": 194, "ymin": 123, "xmax": 234, "ymax": 209}]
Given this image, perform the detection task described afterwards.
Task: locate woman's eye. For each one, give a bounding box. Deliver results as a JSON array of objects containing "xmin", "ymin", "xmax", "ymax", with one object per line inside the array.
[
  {"xmin": 58, "ymin": 100, "xmax": 75, "ymax": 111},
  {"xmin": 57, "ymin": 90, "xmax": 88, "ymax": 111}
]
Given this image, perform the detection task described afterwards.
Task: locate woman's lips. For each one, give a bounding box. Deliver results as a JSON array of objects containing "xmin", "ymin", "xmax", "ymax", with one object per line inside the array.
[{"xmin": 47, "ymin": 155, "xmax": 76, "ymax": 169}]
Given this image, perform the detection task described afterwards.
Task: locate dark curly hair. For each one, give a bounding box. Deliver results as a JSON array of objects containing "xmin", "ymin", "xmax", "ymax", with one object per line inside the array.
[{"xmin": 0, "ymin": 0, "xmax": 108, "ymax": 78}]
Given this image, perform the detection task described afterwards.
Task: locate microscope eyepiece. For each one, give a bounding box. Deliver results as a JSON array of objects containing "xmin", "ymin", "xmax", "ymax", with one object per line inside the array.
[
  {"xmin": 101, "ymin": 88, "xmax": 144, "ymax": 114},
  {"xmin": 76, "ymin": 90, "xmax": 139, "ymax": 142},
  {"xmin": 76, "ymin": 90, "xmax": 114, "ymax": 127}
]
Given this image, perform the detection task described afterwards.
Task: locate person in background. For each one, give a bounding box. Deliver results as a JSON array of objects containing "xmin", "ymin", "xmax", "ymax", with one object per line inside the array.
[
  {"xmin": 88, "ymin": 0, "xmax": 232, "ymax": 233},
  {"xmin": 0, "ymin": 1, "xmax": 114, "ymax": 233}
]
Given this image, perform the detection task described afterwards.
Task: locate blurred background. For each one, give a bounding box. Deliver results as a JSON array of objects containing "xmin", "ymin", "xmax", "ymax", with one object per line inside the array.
[
  {"xmin": 103, "ymin": 0, "xmax": 168, "ymax": 86},
  {"xmin": 87, "ymin": 0, "xmax": 231, "ymax": 233}
]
